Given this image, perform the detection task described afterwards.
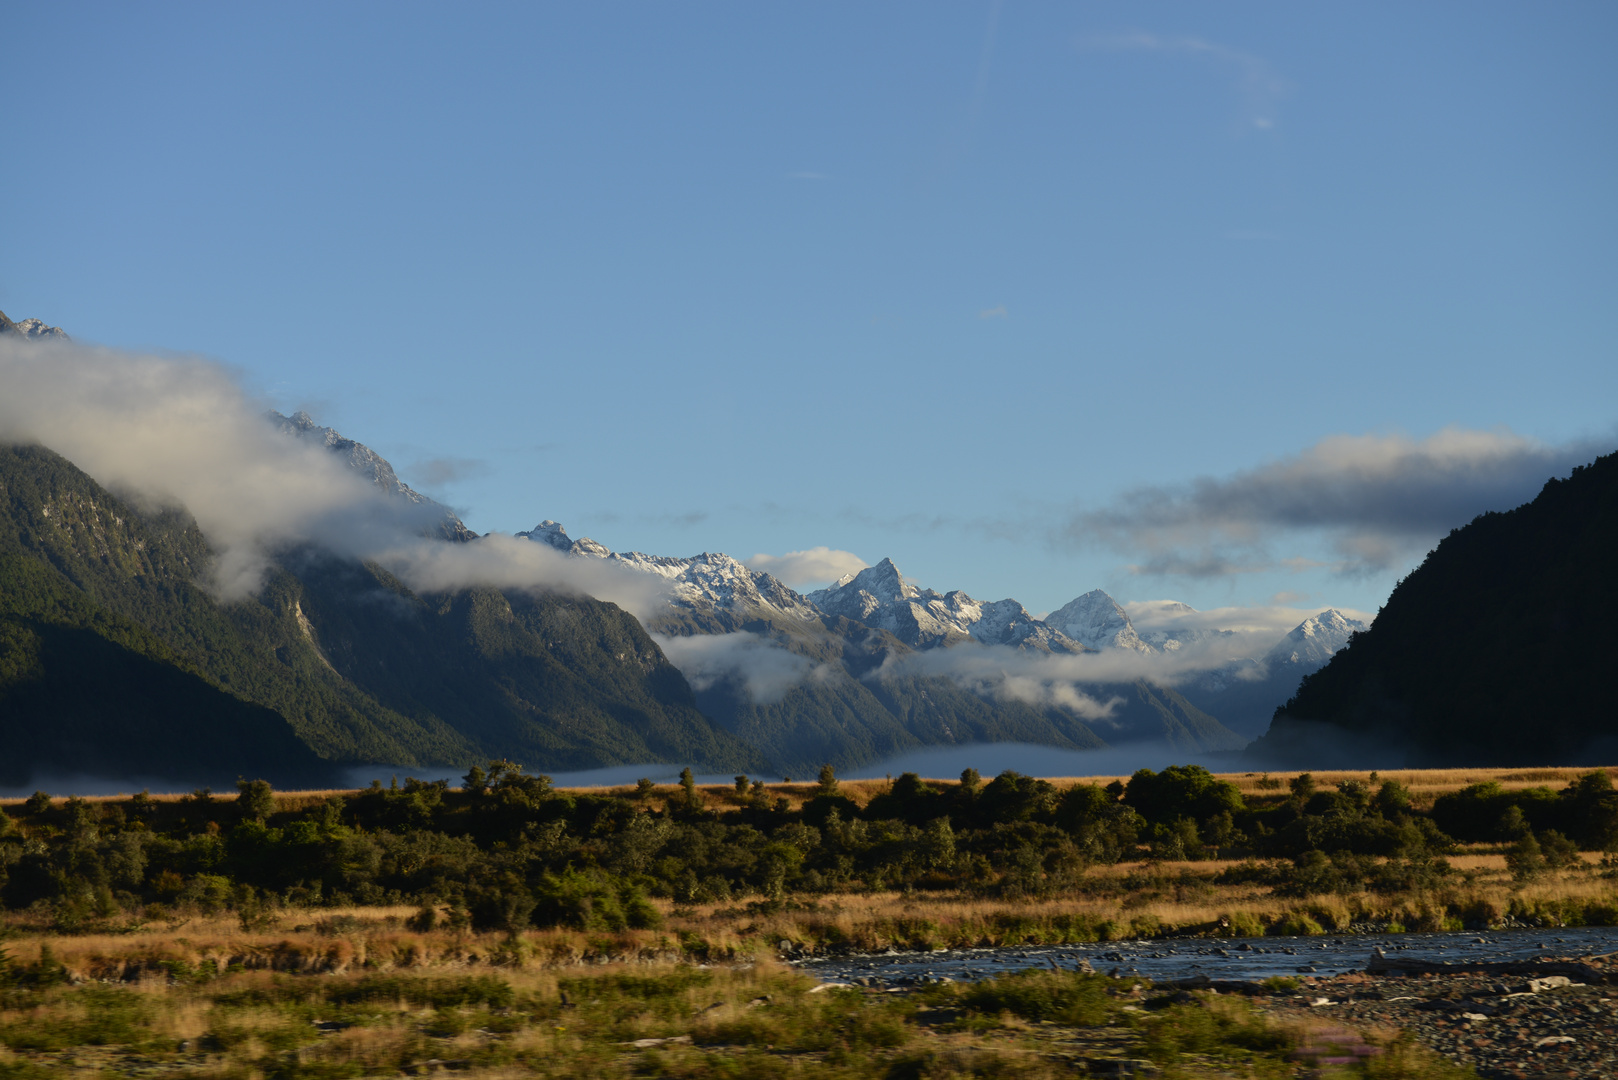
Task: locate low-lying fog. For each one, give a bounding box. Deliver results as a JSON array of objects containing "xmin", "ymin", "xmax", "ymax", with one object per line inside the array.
[{"xmin": 1, "ymin": 742, "xmax": 1240, "ymax": 799}]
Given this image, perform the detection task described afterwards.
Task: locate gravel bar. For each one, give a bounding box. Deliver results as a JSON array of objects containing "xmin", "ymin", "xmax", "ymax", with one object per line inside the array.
[{"xmin": 1256, "ymin": 949, "xmax": 1618, "ymax": 1079}]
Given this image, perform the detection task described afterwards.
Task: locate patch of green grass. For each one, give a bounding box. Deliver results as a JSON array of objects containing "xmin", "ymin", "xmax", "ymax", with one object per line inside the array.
[
  {"xmin": 956, "ymin": 970, "xmax": 1115, "ymax": 1027},
  {"xmin": 327, "ymin": 973, "xmax": 515, "ymax": 1009},
  {"xmin": 1139, "ymin": 998, "xmax": 1290, "ymax": 1065},
  {"xmin": 0, "ymin": 985, "xmax": 159, "ymax": 1053},
  {"xmin": 1270, "ymin": 912, "xmax": 1325, "ymax": 936}
]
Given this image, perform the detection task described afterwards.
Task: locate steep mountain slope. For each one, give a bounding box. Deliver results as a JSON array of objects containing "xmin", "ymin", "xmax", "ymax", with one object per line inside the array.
[
  {"xmin": 0, "ymin": 553, "xmax": 334, "ymax": 787},
  {"xmin": 287, "ymin": 554, "xmax": 767, "ymax": 772},
  {"xmin": 0, "ymin": 444, "xmax": 452, "ymax": 766},
  {"xmin": 273, "ymin": 411, "xmax": 476, "ymax": 542},
  {"xmin": 0, "ymin": 444, "xmax": 766, "ymax": 784},
  {"xmin": 1250, "ymin": 452, "xmax": 1618, "ymax": 766}
]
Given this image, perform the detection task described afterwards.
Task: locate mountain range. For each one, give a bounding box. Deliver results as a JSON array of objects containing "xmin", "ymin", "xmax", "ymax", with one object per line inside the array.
[
  {"xmin": 0, "ymin": 313, "xmax": 1376, "ymax": 786},
  {"xmin": 511, "ymin": 519, "xmax": 1364, "ymax": 761}
]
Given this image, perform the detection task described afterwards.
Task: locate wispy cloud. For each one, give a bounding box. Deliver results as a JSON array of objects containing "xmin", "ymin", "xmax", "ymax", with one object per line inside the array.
[
  {"xmin": 651, "ymin": 631, "xmax": 825, "ymax": 706},
  {"xmin": 978, "ymin": 304, "xmax": 1008, "ymax": 319},
  {"xmin": 0, "ymin": 336, "xmax": 679, "ymax": 616},
  {"xmin": 408, "ymin": 456, "xmax": 489, "ymax": 488},
  {"xmin": 874, "ymin": 633, "xmax": 1274, "ymax": 721},
  {"xmin": 745, "ymin": 547, "xmax": 867, "ymax": 589},
  {"xmin": 1078, "ymin": 31, "xmax": 1288, "ymax": 131},
  {"xmin": 1056, "ymin": 427, "xmax": 1613, "ymax": 579}
]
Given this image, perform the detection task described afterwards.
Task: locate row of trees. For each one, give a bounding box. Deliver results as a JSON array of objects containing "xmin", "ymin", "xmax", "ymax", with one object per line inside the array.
[{"xmin": 2, "ymin": 765, "xmax": 1613, "ymax": 933}]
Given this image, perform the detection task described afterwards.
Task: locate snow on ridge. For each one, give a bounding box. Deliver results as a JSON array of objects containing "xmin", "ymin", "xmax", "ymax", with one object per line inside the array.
[
  {"xmin": 516, "ymin": 522, "xmax": 819, "ymax": 621},
  {"xmin": 1046, "ymin": 589, "xmax": 1154, "ymax": 654},
  {"xmin": 808, "ymin": 559, "xmax": 1088, "ymax": 653},
  {"xmin": 1262, "ymin": 609, "xmax": 1367, "ymax": 666},
  {"xmin": 511, "ymin": 523, "xmax": 1364, "ymax": 669},
  {"xmin": 0, "ymin": 311, "xmax": 69, "ymax": 341}
]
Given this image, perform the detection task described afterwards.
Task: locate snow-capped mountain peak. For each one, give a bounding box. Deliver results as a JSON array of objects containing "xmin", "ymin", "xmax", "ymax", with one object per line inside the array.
[
  {"xmin": 521, "ymin": 519, "xmax": 574, "ymax": 552},
  {"xmin": 516, "ymin": 524, "xmax": 819, "ymax": 623},
  {"xmin": 1046, "ymin": 589, "xmax": 1154, "ymax": 653},
  {"xmin": 1262, "ymin": 609, "xmax": 1367, "ymax": 666},
  {"xmin": 807, "ymin": 558, "xmax": 1086, "ymax": 653},
  {"xmin": 0, "ymin": 311, "xmax": 69, "ymax": 341}
]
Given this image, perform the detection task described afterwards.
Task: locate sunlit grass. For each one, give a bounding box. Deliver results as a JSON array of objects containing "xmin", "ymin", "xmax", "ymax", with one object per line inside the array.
[{"xmin": 0, "ymin": 956, "xmax": 1478, "ymax": 1079}]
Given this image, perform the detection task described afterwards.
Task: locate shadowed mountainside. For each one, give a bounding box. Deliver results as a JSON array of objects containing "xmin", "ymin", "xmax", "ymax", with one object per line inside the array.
[
  {"xmin": 0, "ymin": 444, "xmax": 766, "ymax": 785},
  {"xmin": 1251, "ymin": 450, "xmax": 1618, "ymax": 767}
]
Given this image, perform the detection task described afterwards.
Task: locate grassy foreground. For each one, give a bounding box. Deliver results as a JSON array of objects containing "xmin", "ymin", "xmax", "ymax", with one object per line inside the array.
[
  {"xmin": 2, "ymin": 765, "xmax": 1614, "ymax": 1076},
  {"xmin": 0, "ymin": 950, "xmax": 1476, "ymax": 1079}
]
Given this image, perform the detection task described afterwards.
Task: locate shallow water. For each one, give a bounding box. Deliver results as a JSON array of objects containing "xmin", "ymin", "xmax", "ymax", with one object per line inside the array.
[{"xmin": 793, "ymin": 925, "xmax": 1618, "ymax": 985}]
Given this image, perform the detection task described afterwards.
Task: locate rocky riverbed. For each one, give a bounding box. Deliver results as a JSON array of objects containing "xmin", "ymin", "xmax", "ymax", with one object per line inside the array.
[
  {"xmin": 1257, "ymin": 958, "xmax": 1618, "ymax": 1079},
  {"xmin": 800, "ymin": 933, "xmax": 1618, "ymax": 1078}
]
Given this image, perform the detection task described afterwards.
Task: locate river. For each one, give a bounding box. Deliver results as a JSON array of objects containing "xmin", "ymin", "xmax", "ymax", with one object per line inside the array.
[{"xmin": 793, "ymin": 925, "xmax": 1618, "ymax": 986}]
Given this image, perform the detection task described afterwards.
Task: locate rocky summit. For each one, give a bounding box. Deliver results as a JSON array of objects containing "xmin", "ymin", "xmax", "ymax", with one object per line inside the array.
[
  {"xmin": 0, "ymin": 310, "xmax": 69, "ymax": 341},
  {"xmin": 1046, "ymin": 589, "xmax": 1154, "ymax": 653}
]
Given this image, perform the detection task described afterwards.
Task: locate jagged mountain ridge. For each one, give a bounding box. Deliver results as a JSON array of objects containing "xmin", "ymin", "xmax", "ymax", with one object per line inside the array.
[
  {"xmin": 0, "ymin": 310, "xmax": 69, "ymax": 341},
  {"xmin": 0, "ymin": 304, "xmax": 1343, "ymax": 780},
  {"xmin": 272, "ymin": 410, "xmax": 477, "ymax": 543},
  {"xmin": 516, "ymin": 522, "xmax": 1249, "ymax": 762},
  {"xmin": 520, "ymin": 519, "xmax": 1363, "ymax": 676},
  {"xmin": 1261, "ymin": 609, "xmax": 1367, "ymax": 666},
  {"xmin": 809, "ymin": 559, "xmax": 1087, "ymax": 654}
]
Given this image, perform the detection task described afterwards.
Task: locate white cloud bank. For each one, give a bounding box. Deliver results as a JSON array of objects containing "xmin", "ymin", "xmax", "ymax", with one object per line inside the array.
[
  {"xmin": 0, "ymin": 336, "xmax": 672, "ymax": 614},
  {"xmin": 650, "ymin": 632, "xmax": 826, "ymax": 706}
]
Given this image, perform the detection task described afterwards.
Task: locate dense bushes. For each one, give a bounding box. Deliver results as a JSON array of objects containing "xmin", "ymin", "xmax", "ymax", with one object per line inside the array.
[{"xmin": 2, "ymin": 766, "xmax": 1613, "ymax": 928}]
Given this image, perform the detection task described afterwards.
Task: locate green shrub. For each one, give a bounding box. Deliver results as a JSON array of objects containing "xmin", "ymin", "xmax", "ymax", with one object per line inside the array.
[
  {"xmin": 960, "ymin": 970, "xmax": 1113, "ymax": 1026},
  {"xmin": 327, "ymin": 974, "xmax": 514, "ymax": 1010},
  {"xmin": 1269, "ymin": 912, "xmax": 1324, "ymax": 936},
  {"xmin": 1140, "ymin": 998, "xmax": 1288, "ymax": 1063},
  {"xmin": 1220, "ymin": 911, "xmax": 1265, "ymax": 938}
]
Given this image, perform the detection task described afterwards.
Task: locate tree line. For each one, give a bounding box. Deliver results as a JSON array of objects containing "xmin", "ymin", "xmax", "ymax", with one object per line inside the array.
[{"xmin": 2, "ymin": 763, "xmax": 1614, "ymax": 934}]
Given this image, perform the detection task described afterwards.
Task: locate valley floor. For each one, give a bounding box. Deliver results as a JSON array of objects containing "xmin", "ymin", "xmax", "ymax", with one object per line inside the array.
[{"xmin": 4, "ymin": 765, "xmax": 1617, "ymax": 1076}]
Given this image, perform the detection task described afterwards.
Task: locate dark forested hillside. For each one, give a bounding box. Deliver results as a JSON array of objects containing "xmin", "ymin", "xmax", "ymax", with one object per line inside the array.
[
  {"xmin": 1251, "ymin": 451, "xmax": 1618, "ymax": 766},
  {"xmin": 0, "ymin": 445, "xmax": 766, "ymax": 785}
]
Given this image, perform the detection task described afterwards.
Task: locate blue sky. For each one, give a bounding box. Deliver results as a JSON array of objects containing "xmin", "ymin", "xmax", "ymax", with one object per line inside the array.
[{"xmin": 4, "ymin": 1, "xmax": 1615, "ymax": 621}]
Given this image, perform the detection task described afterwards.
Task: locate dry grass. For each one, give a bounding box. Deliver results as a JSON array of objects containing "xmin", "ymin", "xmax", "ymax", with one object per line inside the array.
[{"xmin": 0, "ymin": 947, "xmax": 1473, "ymax": 1080}]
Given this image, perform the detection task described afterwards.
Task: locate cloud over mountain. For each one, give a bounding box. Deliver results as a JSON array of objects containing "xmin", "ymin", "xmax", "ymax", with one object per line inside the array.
[
  {"xmin": 1056, "ymin": 427, "xmax": 1612, "ymax": 579},
  {"xmin": 0, "ymin": 337, "xmax": 671, "ymax": 613},
  {"xmin": 745, "ymin": 547, "xmax": 867, "ymax": 589}
]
